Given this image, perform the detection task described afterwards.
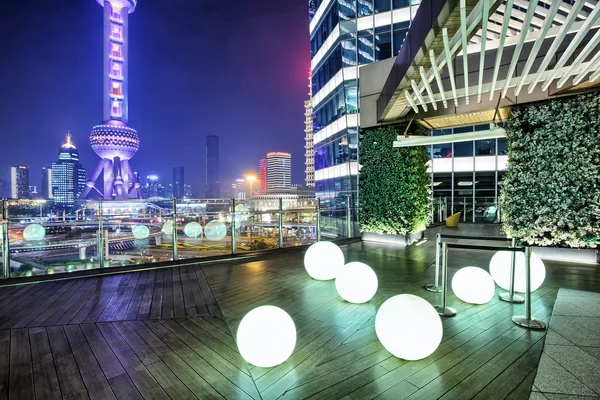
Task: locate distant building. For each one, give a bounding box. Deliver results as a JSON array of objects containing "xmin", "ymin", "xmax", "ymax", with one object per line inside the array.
[
  {"xmin": 52, "ymin": 133, "xmax": 86, "ymax": 207},
  {"xmin": 173, "ymin": 166, "xmax": 184, "ymax": 199},
  {"xmin": 206, "ymin": 134, "xmax": 220, "ymax": 198},
  {"xmin": 11, "ymin": 165, "xmax": 30, "ymax": 200},
  {"xmin": 41, "ymin": 167, "xmax": 53, "ymax": 199},
  {"xmin": 266, "ymin": 152, "xmax": 291, "ymax": 192},
  {"xmin": 305, "ymin": 73, "xmax": 315, "ymax": 187},
  {"xmin": 0, "ymin": 179, "xmax": 4, "ymax": 198},
  {"xmin": 145, "ymin": 175, "xmax": 159, "ymax": 198},
  {"xmin": 29, "ymin": 186, "xmax": 39, "ymax": 199},
  {"xmin": 184, "ymin": 184, "xmax": 192, "ymax": 198},
  {"xmin": 259, "ymin": 158, "xmax": 267, "ymax": 193}
]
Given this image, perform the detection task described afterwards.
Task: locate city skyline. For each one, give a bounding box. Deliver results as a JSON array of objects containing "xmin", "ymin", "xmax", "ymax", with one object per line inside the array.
[{"xmin": 0, "ymin": 0, "xmax": 310, "ymax": 195}]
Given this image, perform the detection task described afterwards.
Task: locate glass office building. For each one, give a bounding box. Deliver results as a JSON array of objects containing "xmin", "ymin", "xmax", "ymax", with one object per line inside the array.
[{"xmin": 309, "ymin": 0, "xmax": 420, "ymax": 211}]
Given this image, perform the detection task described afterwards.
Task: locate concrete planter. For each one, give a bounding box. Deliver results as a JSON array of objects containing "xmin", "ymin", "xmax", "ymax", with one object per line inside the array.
[
  {"xmin": 532, "ymin": 246, "xmax": 599, "ymax": 264},
  {"xmin": 361, "ymin": 230, "xmax": 424, "ymax": 246}
]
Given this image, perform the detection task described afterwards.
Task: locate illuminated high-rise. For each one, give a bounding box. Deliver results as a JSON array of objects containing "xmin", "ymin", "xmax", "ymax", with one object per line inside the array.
[
  {"xmin": 81, "ymin": 0, "xmax": 142, "ymax": 200},
  {"xmin": 304, "ymin": 72, "xmax": 315, "ymax": 187},
  {"xmin": 11, "ymin": 166, "xmax": 30, "ymax": 199},
  {"xmin": 41, "ymin": 167, "xmax": 53, "ymax": 200},
  {"xmin": 266, "ymin": 152, "xmax": 291, "ymax": 192},
  {"xmin": 52, "ymin": 133, "xmax": 86, "ymax": 207},
  {"xmin": 173, "ymin": 166, "xmax": 184, "ymax": 199},
  {"xmin": 259, "ymin": 158, "xmax": 267, "ymax": 192}
]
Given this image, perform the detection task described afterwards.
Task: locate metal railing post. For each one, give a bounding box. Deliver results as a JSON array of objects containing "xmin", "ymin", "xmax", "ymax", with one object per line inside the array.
[
  {"xmin": 499, "ymin": 237, "xmax": 524, "ymax": 303},
  {"xmin": 1, "ymin": 200, "xmax": 10, "ymax": 279},
  {"xmin": 316, "ymin": 199, "xmax": 321, "ymax": 241},
  {"xmin": 98, "ymin": 199, "xmax": 105, "ymax": 268},
  {"xmin": 231, "ymin": 198, "xmax": 237, "ymax": 254},
  {"xmin": 346, "ymin": 195, "xmax": 352, "ymax": 238},
  {"xmin": 426, "ymin": 233, "xmax": 443, "ymax": 292},
  {"xmin": 435, "ymin": 242, "xmax": 457, "ymax": 317},
  {"xmin": 172, "ymin": 198, "xmax": 178, "ymax": 261},
  {"xmin": 278, "ymin": 198, "xmax": 284, "ymax": 248},
  {"xmin": 512, "ymin": 246, "xmax": 546, "ymax": 330}
]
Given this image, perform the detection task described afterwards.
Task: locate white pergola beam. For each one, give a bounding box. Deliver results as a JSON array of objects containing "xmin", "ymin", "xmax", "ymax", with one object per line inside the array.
[
  {"xmin": 420, "ymin": 66, "xmax": 438, "ymax": 111},
  {"xmin": 460, "ymin": 0, "xmax": 470, "ymax": 104},
  {"xmin": 393, "ymin": 126, "xmax": 506, "ymax": 147},
  {"xmin": 411, "ymin": 79, "xmax": 428, "ymax": 112},
  {"xmin": 477, "ymin": 0, "xmax": 490, "ymax": 103},
  {"xmin": 558, "ymin": 28, "xmax": 600, "ymax": 87},
  {"xmin": 543, "ymin": 6, "xmax": 600, "ymax": 91},
  {"xmin": 514, "ymin": 0, "xmax": 562, "ymax": 96},
  {"xmin": 404, "ymin": 90, "xmax": 419, "ymax": 113},
  {"xmin": 489, "ymin": 0, "xmax": 515, "ymax": 101},
  {"xmin": 429, "ymin": 50, "xmax": 448, "ymax": 109},
  {"xmin": 528, "ymin": 0, "xmax": 587, "ymax": 94},
  {"xmin": 443, "ymin": 28, "xmax": 459, "ymax": 107}
]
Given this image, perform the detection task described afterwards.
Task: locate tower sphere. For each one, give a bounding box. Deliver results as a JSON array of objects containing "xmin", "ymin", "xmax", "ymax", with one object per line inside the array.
[
  {"xmin": 96, "ymin": 0, "xmax": 137, "ymax": 13},
  {"xmin": 90, "ymin": 121, "xmax": 139, "ymax": 161}
]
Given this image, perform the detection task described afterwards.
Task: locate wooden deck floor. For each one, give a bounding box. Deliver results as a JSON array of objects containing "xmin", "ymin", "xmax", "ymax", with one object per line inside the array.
[{"xmin": 0, "ymin": 224, "xmax": 595, "ymax": 399}]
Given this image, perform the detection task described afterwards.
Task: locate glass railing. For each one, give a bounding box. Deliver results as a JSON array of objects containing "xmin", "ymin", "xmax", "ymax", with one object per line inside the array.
[{"xmin": 0, "ymin": 197, "xmax": 358, "ymax": 279}]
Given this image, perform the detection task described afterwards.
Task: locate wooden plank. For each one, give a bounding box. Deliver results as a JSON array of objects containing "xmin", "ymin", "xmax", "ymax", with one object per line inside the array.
[
  {"xmin": 187, "ymin": 266, "xmax": 209, "ymax": 316},
  {"xmin": 54, "ymin": 277, "xmax": 116, "ymax": 325},
  {"xmin": 0, "ymin": 282, "xmax": 59, "ymax": 329},
  {"xmin": 42, "ymin": 278, "xmax": 98, "ymax": 326},
  {"xmin": 124, "ymin": 271, "xmax": 148, "ymax": 321},
  {"xmin": 135, "ymin": 269, "xmax": 156, "ymax": 320},
  {"xmin": 107, "ymin": 373, "xmax": 142, "ymax": 400},
  {"xmin": 70, "ymin": 275, "xmax": 122, "ymax": 324},
  {"xmin": 0, "ymin": 330, "xmax": 10, "ymax": 399},
  {"xmin": 46, "ymin": 326, "xmax": 87, "ymax": 399},
  {"xmin": 63, "ymin": 325, "xmax": 117, "ymax": 400},
  {"xmin": 29, "ymin": 327, "xmax": 61, "ymax": 400},
  {"xmin": 79, "ymin": 324, "xmax": 126, "ymax": 380},
  {"xmin": 109, "ymin": 272, "xmax": 141, "ymax": 321},
  {"xmin": 112, "ymin": 321, "xmax": 161, "ymax": 366},
  {"xmin": 96, "ymin": 273, "xmax": 133, "ymax": 322},
  {"xmin": 145, "ymin": 360, "xmax": 199, "ymax": 400},
  {"xmin": 195, "ymin": 266, "xmax": 221, "ymax": 316},
  {"xmin": 96, "ymin": 322, "xmax": 170, "ymax": 400},
  {"xmin": 172, "ymin": 267, "xmax": 186, "ymax": 318},
  {"xmin": 9, "ymin": 328, "xmax": 34, "ymax": 400},
  {"xmin": 149, "ymin": 269, "xmax": 164, "ymax": 319},
  {"xmin": 179, "ymin": 266, "xmax": 197, "ymax": 317},
  {"xmin": 160, "ymin": 268, "xmax": 174, "ymax": 319}
]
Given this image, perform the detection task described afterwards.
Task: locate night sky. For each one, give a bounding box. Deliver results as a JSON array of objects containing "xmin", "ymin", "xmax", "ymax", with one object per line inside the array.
[{"xmin": 0, "ymin": 0, "xmax": 311, "ymax": 196}]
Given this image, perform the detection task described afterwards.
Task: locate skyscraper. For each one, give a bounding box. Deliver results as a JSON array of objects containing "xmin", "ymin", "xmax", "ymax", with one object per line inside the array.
[
  {"xmin": 81, "ymin": 0, "xmax": 142, "ymax": 200},
  {"xmin": 304, "ymin": 72, "xmax": 315, "ymax": 187},
  {"xmin": 41, "ymin": 167, "xmax": 53, "ymax": 200},
  {"xmin": 309, "ymin": 1, "xmax": 414, "ymax": 207},
  {"xmin": 52, "ymin": 133, "xmax": 86, "ymax": 207},
  {"xmin": 10, "ymin": 166, "xmax": 29, "ymax": 199},
  {"xmin": 173, "ymin": 166, "xmax": 184, "ymax": 199},
  {"xmin": 259, "ymin": 158, "xmax": 267, "ymax": 192},
  {"xmin": 206, "ymin": 134, "xmax": 220, "ymax": 198},
  {"xmin": 266, "ymin": 152, "xmax": 291, "ymax": 192}
]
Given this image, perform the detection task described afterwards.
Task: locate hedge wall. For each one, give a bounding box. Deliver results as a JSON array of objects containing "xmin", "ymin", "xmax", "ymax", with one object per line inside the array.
[
  {"xmin": 359, "ymin": 125, "xmax": 431, "ymax": 235},
  {"xmin": 501, "ymin": 92, "xmax": 600, "ymax": 247}
]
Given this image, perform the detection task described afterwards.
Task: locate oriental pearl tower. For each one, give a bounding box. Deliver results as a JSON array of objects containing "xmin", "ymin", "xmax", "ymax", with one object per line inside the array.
[{"xmin": 81, "ymin": 0, "xmax": 142, "ymax": 199}]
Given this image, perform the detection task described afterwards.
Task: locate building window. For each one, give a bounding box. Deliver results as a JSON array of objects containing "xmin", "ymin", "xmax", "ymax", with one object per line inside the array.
[
  {"xmin": 110, "ymin": 81, "xmax": 123, "ymax": 97},
  {"xmin": 111, "ymin": 100, "xmax": 123, "ymax": 118},
  {"xmin": 475, "ymin": 139, "xmax": 495, "ymax": 155},
  {"xmin": 110, "ymin": 60, "xmax": 123, "ymax": 79},
  {"xmin": 110, "ymin": 23, "xmax": 123, "ymax": 42},
  {"xmin": 375, "ymin": 0, "xmax": 391, "ymax": 12},
  {"xmin": 110, "ymin": 44, "xmax": 122, "ymax": 59},
  {"xmin": 358, "ymin": 0, "xmax": 374, "ymax": 17},
  {"xmin": 392, "ymin": 21, "xmax": 410, "ymax": 55},
  {"xmin": 375, "ymin": 26, "xmax": 392, "ymax": 61}
]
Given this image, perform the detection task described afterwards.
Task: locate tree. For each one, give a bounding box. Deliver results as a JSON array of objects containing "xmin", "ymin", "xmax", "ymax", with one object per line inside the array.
[{"xmin": 359, "ymin": 124, "xmax": 431, "ymax": 235}]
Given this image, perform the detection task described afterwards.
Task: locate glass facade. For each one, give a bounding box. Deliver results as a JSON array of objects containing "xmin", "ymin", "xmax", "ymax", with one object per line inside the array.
[{"xmin": 310, "ymin": 0, "xmax": 416, "ymax": 210}]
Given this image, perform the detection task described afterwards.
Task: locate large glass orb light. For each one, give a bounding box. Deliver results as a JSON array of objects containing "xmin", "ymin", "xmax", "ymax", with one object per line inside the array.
[
  {"xmin": 184, "ymin": 222, "xmax": 203, "ymax": 238},
  {"xmin": 489, "ymin": 251, "xmax": 546, "ymax": 292},
  {"xmin": 161, "ymin": 221, "xmax": 173, "ymax": 236},
  {"xmin": 204, "ymin": 220, "xmax": 227, "ymax": 241},
  {"xmin": 132, "ymin": 225, "xmax": 150, "ymax": 240},
  {"xmin": 335, "ymin": 262, "xmax": 378, "ymax": 303},
  {"xmin": 451, "ymin": 267, "xmax": 495, "ymax": 304},
  {"xmin": 304, "ymin": 241, "xmax": 345, "ymax": 280},
  {"xmin": 375, "ymin": 294, "xmax": 443, "ymax": 361},
  {"xmin": 236, "ymin": 306, "xmax": 296, "ymax": 368},
  {"xmin": 23, "ymin": 224, "xmax": 46, "ymax": 241}
]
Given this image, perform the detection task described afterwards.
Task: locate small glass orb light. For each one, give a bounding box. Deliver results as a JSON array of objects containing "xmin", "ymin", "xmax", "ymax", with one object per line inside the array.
[
  {"xmin": 23, "ymin": 224, "xmax": 46, "ymax": 241},
  {"xmin": 335, "ymin": 262, "xmax": 378, "ymax": 303},
  {"xmin": 132, "ymin": 225, "xmax": 150, "ymax": 239},
  {"xmin": 204, "ymin": 220, "xmax": 227, "ymax": 241},
  {"xmin": 161, "ymin": 221, "xmax": 173, "ymax": 236},
  {"xmin": 375, "ymin": 294, "xmax": 443, "ymax": 361},
  {"xmin": 184, "ymin": 222, "xmax": 203, "ymax": 238},
  {"xmin": 451, "ymin": 267, "xmax": 495, "ymax": 304},
  {"xmin": 489, "ymin": 251, "xmax": 546, "ymax": 293},
  {"xmin": 304, "ymin": 241, "xmax": 345, "ymax": 280},
  {"xmin": 236, "ymin": 305, "xmax": 296, "ymax": 368}
]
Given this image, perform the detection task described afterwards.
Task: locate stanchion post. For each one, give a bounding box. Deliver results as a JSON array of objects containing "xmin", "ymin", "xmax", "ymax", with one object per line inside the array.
[
  {"xmin": 425, "ymin": 233, "xmax": 443, "ymax": 292},
  {"xmin": 172, "ymin": 198, "xmax": 178, "ymax": 261},
  {"xmin": 512, "ymin": 246, "xmax": 546, "ymax": 330},
  {"xmin": 98, "ymin": 199, "xmax": 105, "ymax": 268},
  {"xmin": 1, "ymin": 199, "xmax": 10, "ymax": 279},
  {"xmin": 316, "ymin": 199, "xmax": 321, "ymax": 242},
  {"xmin": 499, "ymin": 237, "xmax": 524, "ymax": 303},
  {"xmin": 435, "ymin": 242, "xmax": 456, "ymax": 317},
  {"xmin": 278, "ymin": 198, "xmax": 284, "ymax": 248},
  {"xmin": 231, "ymin": 198, "xmax": 237, "ymax": 254}
]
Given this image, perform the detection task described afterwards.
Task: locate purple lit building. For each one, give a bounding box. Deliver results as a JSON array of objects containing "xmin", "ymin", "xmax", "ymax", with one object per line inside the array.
[{"xmin": 81, "ymin": 0, "xmax": 142, "ymax": 200}]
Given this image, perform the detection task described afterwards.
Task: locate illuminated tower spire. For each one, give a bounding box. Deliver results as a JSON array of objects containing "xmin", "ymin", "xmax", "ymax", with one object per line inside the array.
[
  {"xmin": 304, "ymin": 71, "xmax": 314, "ymax": 187},
  {"xmin": 81, "ymin": 0, "xmax": 142, "ymax": 200}
]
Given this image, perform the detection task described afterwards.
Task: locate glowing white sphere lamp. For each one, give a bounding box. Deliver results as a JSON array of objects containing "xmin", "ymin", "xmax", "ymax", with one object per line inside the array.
[
  {"xmin": 161, "ymin": 221, "xmax": 173, "ymax": 236},
  {"xmin": 184, "ymin": 222, "xmax": 203, "ymax": 238},
  {"xmin": 375, "ymin": 294, "xmax": 443, "ymax": 361},
  {"xmin": 335, "ymin": 262, "xmax": 378, "ymax": 303},
  {"xmin": 236, "ymin": 306, "xmax": 296, "ymax": 368},
  {"xmin": 204, "ymin": 220, "xmax": 227, "ymax": 241},
  {"xmin": 304, "ymin": 241, "xmax": 345, "ymax": 280},
  {"xmin": 451, "ymin": 267, "xmax": 495, "ymax": 304},
  {"xmin": 489, "ymin": 251, "xmax": 546, "ymax": 293},
  {"xmin": 23, "ymin": 224, "xmax": 46, "ymax": 241},
  {"xmin": 132, "ymin": 225, "xmax": 150, "ymax": 240}
]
